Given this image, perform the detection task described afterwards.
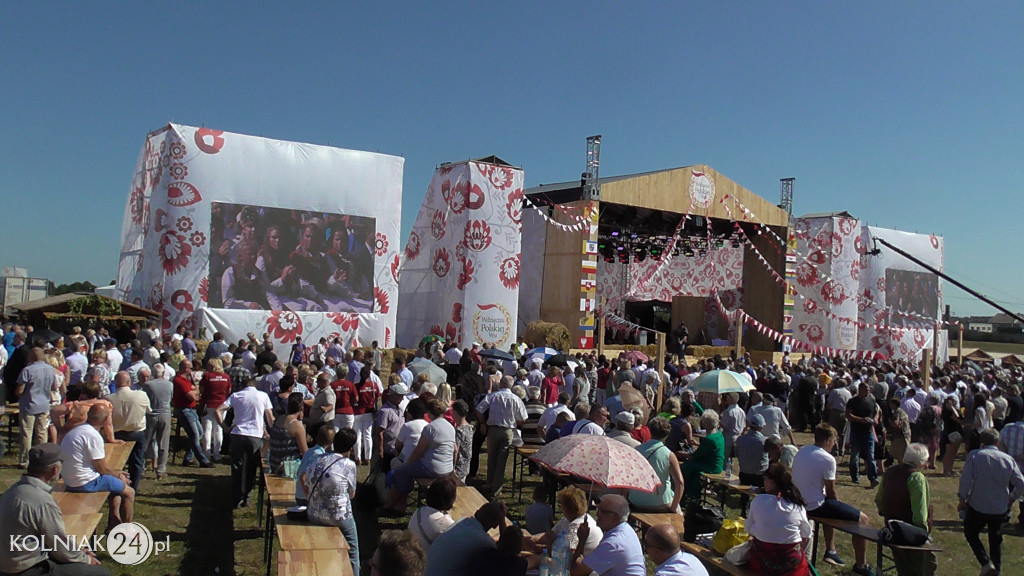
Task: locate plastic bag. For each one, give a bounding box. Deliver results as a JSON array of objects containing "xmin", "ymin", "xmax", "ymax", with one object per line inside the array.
[
  {"xmin": 723, "ymin": 539, "xmax": 752, "ymax": 565},
  {"xmin": 711, "ymin": 518, "xmax": 749, "ymax": 555}
]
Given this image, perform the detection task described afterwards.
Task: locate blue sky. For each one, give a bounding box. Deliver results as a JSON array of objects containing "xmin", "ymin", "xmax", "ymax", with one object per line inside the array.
[{"xmin": 2, "ymin": 3, "xmax": 1022, "ymax": 316}]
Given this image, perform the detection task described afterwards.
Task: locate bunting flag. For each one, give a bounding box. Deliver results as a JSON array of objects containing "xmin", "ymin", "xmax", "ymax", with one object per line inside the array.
[{"xmin": 523, "ymin": 198, "xmax": 592, "ymax": 232}]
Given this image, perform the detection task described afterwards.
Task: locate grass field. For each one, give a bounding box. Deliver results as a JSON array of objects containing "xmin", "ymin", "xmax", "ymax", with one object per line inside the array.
[
  {"xmin": 963, "ymin": 340, "xmax": 1024, "ymax": 355},
  {"xmin": 1, "ymin": 430, "xmax": 1023, "ymax": 575}
]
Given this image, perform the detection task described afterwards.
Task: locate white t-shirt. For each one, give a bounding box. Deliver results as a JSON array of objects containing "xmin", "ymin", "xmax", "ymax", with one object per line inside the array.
[
  {"xmin": 408, "ymin": 506, "xmax": 455, "ymax": 550},
  {"xmin": 223, "ymin": 387, "xmax": 274, "ymax": 438},
  {"xmin": 444, "ymin": 347, "xmax": 463, "ymax": 365},
  {"xmin": 552, "ymin": 513, "xmax": 603, "ymax": 556},
  {"xmin": 746, "ymin": 494, "xmax": 812, "ymax": 544},
  {"xmin": 398, "ymin": 420, "xmax": 430, "ymax": 461},
  {"xmin": 60, "ymin": 424, "xmax": 104, "ymax": 488},
  {"xmin": 792, "ymin": 444, "xmax": 835, "ymax": 511},
  {"xmin": 538, "ymin": 404, "xmax": 573, "ymax": 435}
]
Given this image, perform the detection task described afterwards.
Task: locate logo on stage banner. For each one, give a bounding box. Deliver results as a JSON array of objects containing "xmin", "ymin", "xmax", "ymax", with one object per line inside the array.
[
  {"xmin": 580, "ymin": 314, "xmax": 595, "ymax": 329},
  {"xmin": 580, "ymin": 298, "xmax": 595, "ymax": 312},
  {"xmin": 578, "ymin": 336, "xmax": 594, "ymax": 348},
  {"xmin": 581, "ymin": 279, "xmax": 596, "ymax": 293},
  {"xmin": 584, "ymin": 240, "xmax": 597, "ymax": 255},
  {"xmin": 689, "ymin": 170, "xmax": 715, "ymax": 209},
  {"xmin": 582, "ymin": 259, "xmax": 597, "ymax": 274},
  {"xmin": 472, "ymin": 303, "xmax": 513, "ymax": 348}
]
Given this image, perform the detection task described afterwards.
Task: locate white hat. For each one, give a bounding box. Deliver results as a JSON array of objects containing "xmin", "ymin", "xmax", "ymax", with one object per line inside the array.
[
  {"xmin": 614, "ymin": 411, "xmax": 635, "ymax": 427},
  {"xmin": 389, "ymin": 383, "xmax": 409, "ymax": 396}
]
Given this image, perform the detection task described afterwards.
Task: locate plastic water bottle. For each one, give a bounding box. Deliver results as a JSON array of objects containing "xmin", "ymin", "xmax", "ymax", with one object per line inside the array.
[
  {"xmin": 538, "ymin": 549, "xmax": 551, "ymax": 576},
  {"xmin": 725, "ymin": 459, "xmax": 732, "ymax": 479},
  {"xmin": 552, "ymin": 531, "xmax": 569, "ymax": 576}
]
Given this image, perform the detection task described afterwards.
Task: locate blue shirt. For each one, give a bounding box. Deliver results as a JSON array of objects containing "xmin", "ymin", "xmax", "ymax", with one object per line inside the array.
[
  {"xmin": 17, "ymin": 362, "xmax": 54, "ymax": 414},
  {"xmin": 583, "ymin": 522, "xmax": 646, "ymax": 576},
  {"xmin": 399, "ymin": 367, "xmax": 413, "ymax": 387},
  {"xmin": 423, "ymin": 517, "xmax": 495, "ymax": 576},
  {"xmin": 959, "ymin": 445, "xmax": 1024, "ymax": 515},
  {"xmin": 295, "ymin": 445, "xmax": 327, "ymax": 501},
  {"xmin": 655, "ymin": 551, "xmax": 709, "ymax": 576}
]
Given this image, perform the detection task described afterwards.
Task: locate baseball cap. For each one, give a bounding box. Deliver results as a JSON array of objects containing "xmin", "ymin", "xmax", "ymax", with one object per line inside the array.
[
  {"xmin": 389, "ymin": 383, "xmax": 409, "ymax": 396},
  {"xmin": 614, "ymin": 411, "xmax": 635, "ymax": 427},
  {"xmin": 748, "ymin": 414, "xmax": 766, "ymax": 428}
]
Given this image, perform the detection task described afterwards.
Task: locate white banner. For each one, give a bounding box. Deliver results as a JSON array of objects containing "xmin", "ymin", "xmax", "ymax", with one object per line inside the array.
[
  {"xmin": 397, "ymin": 161, "xmax": 524, "ymax": 350},
  {"xmin": 116, "ymin": 124, "xmax": 403, "ymax": 349}
]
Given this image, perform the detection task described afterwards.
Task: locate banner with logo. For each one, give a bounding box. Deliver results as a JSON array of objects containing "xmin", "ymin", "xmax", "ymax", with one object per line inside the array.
[
  {"xmin": 116, "ymin": 124, "xmax": 404, "ymax": 348},
  {"xmin": 397, "ymin": 160, "xmax": 524, "ymax": 350}
]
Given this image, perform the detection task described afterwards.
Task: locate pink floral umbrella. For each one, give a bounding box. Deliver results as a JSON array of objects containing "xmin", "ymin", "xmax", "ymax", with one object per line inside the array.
[{"xmin": 529, "ymin": 434, "xmax": 662, "ymax": 493}]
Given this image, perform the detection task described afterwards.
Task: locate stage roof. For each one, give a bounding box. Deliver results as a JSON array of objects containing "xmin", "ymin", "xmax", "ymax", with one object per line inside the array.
[{"xmin": 527, "ymin": 165, "xmax": 790, "ymax": 228}]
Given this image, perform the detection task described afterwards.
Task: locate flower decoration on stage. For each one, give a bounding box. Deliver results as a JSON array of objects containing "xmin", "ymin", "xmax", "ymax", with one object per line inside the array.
[
  {"xmin": 167, "ymin": 181, "xmax": 202, "ymax": 207},
  {"xmin": 390, "ymin": 254, "xmax": 401, "ymax": 282},
  {"xmin": 800, "ymin": 324, "xmax": 825, "ymax": 343},
  {"xmin": 854, "ymin": 235, "xmax": 867, "ymax": 255},
  {"xmin": 465, "ymin": 183, "xmax": 485, "ymax": 210},
  {"xmin": 796, "ymin": 262, "xmax": 819, "ymax": 287},
  {"xmin": 432, "ymin": 248, "xmax": 451, "ymax": 278},
  {"xmin": 452, "ymin": 302, "xmax": 463, "ymax": 323},
  {"xmin": 154, "ymin": 208, "xmax": 169, "ymax": 233},
  {"xmin": 170, "ymin": 290, "xmax": 194, "ymax": 312},
  {"xmin": 384, "ymin": 327, "xmax": 392, "ymax": 348},
  {"xmin": 457, "ymin": 257, "xmax": 476, "ymax": 290},
  {"xmin": 850, "ymin": 259, "xmax": 861, "ymax": 282},
  {"xmin": 161, "ymin": 308, "xmax": 172, "ymax": 332},
  {"xmin": 807, "ymin": 249, "xmax": 827, "ymax": 265},
  {"xmin": 374, "ymin": 287, "xmax": 391, "ymax": 314},
  {"xmin": 159, "ymin": 230, "xmax": 192, "ymax": 275},
  {"xmin": 374, "ymin": 233, "xmax": 388, "ymax": 257},
  {"xmin": 794, "ymin": 219, "xmax": 810, "ymax": 240},
  {"xmin": 176, "ymin": 216, "xmax": 193, "ymax": 233},
  {"xmin": 899, "ymin": 342, "xmax": 909, "ymax": 356},
  {"xmin": 838, "ymin": 218, "xmax": 856, "ymax": 236},
  {"xmin": 477, "ymin": 164, "xmax": 515, "ymax": 190},
  {"xmin": 439, "ymin": 164, "xmax": 454, "ymax": 176},
  {"xmin": 130, "ymin": 187, "xmax": 147, "ymax": 225},
  {"xmin": 820, "ymin": 280, "xmax": 847, "ymax": 306},
  {"xmin": 930, "ymin": 235, "xmax": 939, "ymax": 250},
  {"xmin": 327, "ymin": 313, "xmax": 360, "ymax": 332},
  {"xmin": 831, "ymin": 233, "xmax": 844, "ymax": 258},
  {"xmin": 463, "ymin": 220, "xmax": 493, "ymax": 252},
  {"xmin": 168, "ymin": 140, "xmax": 187, "ymax": 160},
  {"xmin": 803, "ymin": 298, "xmax": 819, "ymax": 315},
  {"xmin": 405, "ymin": 232, "xmax": 421, "ymax": 261},
  {"xmin": 198, "ymin": 277, "xmax": 209, "ymax": 303},
  {"xmin": 858, "ymin": 289, "xmax": 873, "ymax": 312},
  {"xmin": 455, "ymin": 241, "xmax": 468, "ymax": 263},
  {"xmin": 445, "ymin": 322, "xmax": 458, "ymax": 342},
  {"xmin": 194, "ymin": 128, "xmax": 225, "ymax": 154},
  {"xmin": 912, "ymin": 330, "xmax": 927, "ymax": 350},
  {"xmin": 448, "ymin": 181, "xmax": 468, "ymax": 214},
  {"xmin": 267, "ymin": 310, "xmax": 303, "ymax": 343},
  {"xmin": 168, "ymin": 162, "xmax": 189, "ymax": 180},
  {"xmin": 506, "ymin": 189, "xmax": 523, "ymax": 227},
  {"xmin": 148, "ymin": 283, "xmax": 164, "ymax": 311},
  {"xmin": 812, "ymin": 230, "xmax": 831, "ymax": 251},
  {"xmin": 875, "ymin": 276, "xmax": 886, "ymax": 293},
  {"xmin": 499, "ymin": 256, "xmax": 520, "ymax": 290},
  {"xmin": 431, "ymin": 210, "xmax": 447, "ymax": 240},
  {"xmin": 870, "ymin": 333, "xmax": 888, "ymax": 350},
  {"xmin": 440, "ymin": 180, "xmax": 452, "ymax": 203},
  {"xmin": 189, "ymin": 231, "xmax": 206, "ymax": 248},
  {"xmin": 429, "ymin": 324, "xmax": 444, "ymax": 337}
]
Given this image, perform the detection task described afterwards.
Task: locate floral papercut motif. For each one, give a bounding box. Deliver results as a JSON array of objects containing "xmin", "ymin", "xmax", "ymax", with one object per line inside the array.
[
  {"xmin": 405, "ymin": 232, "xmax": 421, "ymax": 261},
  {"xmin": 159, "ymin": 230, "xmax": 192, "ymax": 275},
  {"xmin": 463, "ymin": 220, "xmax": 492, "ymax": 252},
  {"xmin": 499, "ymin": 256, "xmax": 520, "ymax": 290},
  {"xmin": 432, "ymin": 248, "xmax": 451, "ymax": 278},
  {"xmin": 267, "ymin": 310, "xmax": 303, "ymax": 343}
]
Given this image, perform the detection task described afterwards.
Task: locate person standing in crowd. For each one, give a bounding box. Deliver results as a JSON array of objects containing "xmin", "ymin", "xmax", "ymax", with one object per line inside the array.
[
  {"xmin": 746, "ymin": 463, "xmax": 812, "ymax": 576},
  {"xmin": 0, "ymin": 443, "xmax": 111, "ymax": 575},
  {"xmin": 141, "ymin": 363, "xmax": 174, "ymax": 480},
  {"xmin": 171, "ymin": 359, "xmax": 213, "ymax": 468},
  {"xmin": 645, "ymin": 523, "xmax": 708, "ymax": 576},
  {"xmin": 792, "ymin": 424, "xmax": 874, "ymax": 575},
  {"xmin": 108, "ymin": 370, "xmax": 150, "ymax": 491},
  {"xmin": 199, "ymin": 358, "xmax": 232, "ymax": 463},
  {"xmin": 226, "ymin": 355, "xmax": 252, "ymax": 394},
  {"xmin": 476, "ymin": 375, "xmax": 528, "ymax": 497},
  {"xmin": 16, "ymin": 347, "xmax": 54, "ymax": 469},
  {"xmin": 958, "ymin": 428, "xmax": 1024, "ymax": 576},
  {"xmin": 204, "ymin": 332, "xmax": 229, "ymax": 364},
  {"xmin": 308, "ymin": 372, "xmax": 335, "ymax": 435},
  {"xmin": 451, "ymin": 400, "xmax": 474, "ymax": 482},
  {"xmin": 629, "ymin": 417, "xmax": 684, "ymax": 513},
  {"xmin": 217, "ymin": 377, "xmax": 274, "ymax": 508},
  {"xmin": 845, "ymin": 382, "xmax": 880, "ymax": 487},
  {"xmin": 999, "ymin": 416, "xmax": 1024, "ymax": 523},
  {"xmin": 827, "ymin": 379, "xmax": 852, "ymax": 457},
  {"xmin": 330, "ymin": 364, "xmax": 357, "ymax": 433},
  {"xmin": 886, "ymin": 397, "xmax": 912, "ymax": 464},
  {"xmin": 374, "ymin": 381, "xmax": 406, "ymax": 473},
  {"xmin": 875, "ymin": 443, "xmax": 936, "ymax": 576},
  {"xmin": 353, "ymin": 365, "xmax": 380, "ymax": 466},
  {"xmin": 720, "ymin": 392, "xmax": 746, "ymax": 473},
  {"xmin": 268, "ymin": 393, "xmax": 308, "ymax": 474},
  {"xmin": 307, "ymin": 428, "xmax": 360, "ymax": 576}
]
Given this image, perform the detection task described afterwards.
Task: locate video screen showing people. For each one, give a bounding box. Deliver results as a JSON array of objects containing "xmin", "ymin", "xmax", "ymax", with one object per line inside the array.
[
  {"xmin": 208, "ymin": 203, "xmax": 375, "ymax": 313},
  {"xmin": 885, "ymin": 269, "xmax": 939, "ymax": 327}
]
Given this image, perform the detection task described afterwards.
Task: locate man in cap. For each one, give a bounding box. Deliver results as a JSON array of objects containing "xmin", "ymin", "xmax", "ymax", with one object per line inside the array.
[
  {"xmin": 607, "ymin": 411, "xmax": 640, "ymax": 448},
  {"xmin": 736, "ymin": 413, "xmax": 769, "ymax": 488},
  {"xmin": 0, "ymin": 443, "xmax": 110, "ymax": 575},
  {"xmin": 374, "ymin": 383, "xmax": 407, "ymax": 472}
]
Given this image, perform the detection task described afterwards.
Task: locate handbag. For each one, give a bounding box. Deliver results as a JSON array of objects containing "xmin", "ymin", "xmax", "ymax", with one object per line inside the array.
[
  {"xmin": 723, "ymin": 539, "xmax": 752, "ymax": 565},
  {"xmin": 288, "ymin": 455, "xmax": 343, "ymax": 521},
  {"xmin": 684, "ymin": 502, "xmax": 725, "ymax": 542},
  {"xmin": 712, "ymin": 518, "xmax": 749, "ymax": 555},
  {"xmin": 879, "ymin": 519, "xmax": 929, "ymax": 546}
]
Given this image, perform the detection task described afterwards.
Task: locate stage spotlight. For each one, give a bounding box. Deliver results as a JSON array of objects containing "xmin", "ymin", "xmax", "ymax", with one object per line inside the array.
[
  {"xmin": 611, "ymin": 231, "xmax": 619, "ymax": 237},
  {"xmin": 699, "ymin": 249, "xmax": 707, "ymax": 257},
  {"xmin": 683, "ymin": 248, "xmax": 695, "ymax": 257}
]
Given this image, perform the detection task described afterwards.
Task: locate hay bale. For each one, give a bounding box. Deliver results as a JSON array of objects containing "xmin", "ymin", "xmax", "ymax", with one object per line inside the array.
[
  {"xmin": 524, "ymin": 321, "xmax": 571, "ymax": 352},
  {"xmin": 684, "ymin": 345, "xmax": 742, "ymax": 360}
]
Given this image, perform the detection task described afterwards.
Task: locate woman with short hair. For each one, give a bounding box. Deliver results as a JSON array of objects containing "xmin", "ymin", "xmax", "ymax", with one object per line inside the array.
[
  {"xmin": 381, "ymin": 399, "xmax": 456, "ymax": 515},
  {"xmin": 308, "ymin": 427, "xmax": 360, "ymax": 576},
  {"xmin": 746, "ymin": 463, "xmax": 812, "ymax": 576},
  {"xmin": 527, "ymin": 486, "xmax": 603, "ymax": 556},
  {"xmin": 407, "ymin": 475, "xmax": 457, "ymax": 550},
  {"xmin": 679, "ymin": 409, "xmax": 725, "ymax": 503},
  {"xmin": 629, "ymin": 417, "xmax": 684, "ymax": 512}
]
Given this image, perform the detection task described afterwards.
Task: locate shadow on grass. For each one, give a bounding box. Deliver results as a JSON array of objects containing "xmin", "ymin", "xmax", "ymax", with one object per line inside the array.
[{"xmin": 177, "ymin": 471, "xmax": 236, "ymax": 575}]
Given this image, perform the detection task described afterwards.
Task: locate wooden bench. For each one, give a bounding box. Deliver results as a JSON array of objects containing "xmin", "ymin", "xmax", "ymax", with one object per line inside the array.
[
  {"xmin": 54, "ymin": 442, "xmax": 136, "ymax": 493},
  {"xmin": 811, "ymin": 517, "xmax": 943, "ymax": 576},
  {"xmin": 54, "ymin": 492, "xmax": 108, "ymax": 516},
  {"xmin": 514, "ymin": 445, "xmax": 542, "ymax": 502},
  {"xmin": 62, "ymin": 513, "xmax": 104, "ymax": 543},
  {"xmin": 700, "ymin": 472, "xmax": 755, "ymax": 515},
  {"xmin": 631, "ymin": 512, "xmax": 685, "ymax": 541},
  {"xmin": 278, "ymin": 549, "xmax": 353, "ymax": 576},
  {"xmin": 679, "ymin": 541, "xmax": 752, "ymax": 576},
  {"xmin": 263, "ymin": 486, "xmax": 350, "ymax": 576},
  {"xmin": 449, "ymin": 485, "xmax": 513, "ymax": 537}
]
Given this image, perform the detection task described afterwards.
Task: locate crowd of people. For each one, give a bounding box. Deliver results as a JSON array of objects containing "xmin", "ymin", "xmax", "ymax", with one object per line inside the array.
[{"xmin": 3, "ymin": 320, "xmax": 1024, "ymax": 576}]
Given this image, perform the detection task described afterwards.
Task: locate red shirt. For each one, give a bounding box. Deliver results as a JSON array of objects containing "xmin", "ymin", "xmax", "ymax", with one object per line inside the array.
[
  {"xmin": 597, "ymin": 367, "xmax": 611, "ymax": 390},
  {"xmin": 355, "ymin": 380, "xmax": 380, "ymax": 415},
  {"xmin": 629, "ymin": 425, "xmax": 651, "ymax": 444},
  {"xmin": 172, "ymin": 374, "xmax": 197, "ymax": 409},
  {"xmin": 542, "ymin": 376, "xmax": 562, "ymax": 405},
  {"xmin": 331, "ymin": 378, "xmax": 358, "ymax": 415},
  {"xmin": 199, "ymin": 371, "xmax": 232, "ymax": 410}
]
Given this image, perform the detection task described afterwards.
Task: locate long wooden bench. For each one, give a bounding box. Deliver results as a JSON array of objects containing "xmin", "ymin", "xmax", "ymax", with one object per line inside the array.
[
  {"xmin": 631, "ymin": 511, "xmax": 685, "ymax": 540},
  {"xmin": 679, "ymin": 541, "xmax": 752, "ymax": 576},
  {"xmin": 54, "ymin": 492, "xmax": 108, "ymax": 516},
  {"xmin": 262, "ymin": 476, "xmax": 354, "ymax": 576},
  {"xmin": 62, "ymin": 513, "xmax": 104, "ymax": 543},
  {"xmin": 278, "ymin": 549, "xmax": 353, "ymax": 576},
  {"xmin": 811, "ymin": 517, "xmax": 942, "ymax": 576}
]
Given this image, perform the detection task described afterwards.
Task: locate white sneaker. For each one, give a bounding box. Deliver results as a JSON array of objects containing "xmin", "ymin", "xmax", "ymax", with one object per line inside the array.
[{"xmin": 980, "ymin": 561, "xmax": 999, "ymax": 576}]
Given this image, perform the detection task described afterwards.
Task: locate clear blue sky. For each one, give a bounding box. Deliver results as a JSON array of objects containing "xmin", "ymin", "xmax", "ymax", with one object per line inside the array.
[{"xmin": 3, "ymin": 3, "xmax": 1022, "ymax": 317}]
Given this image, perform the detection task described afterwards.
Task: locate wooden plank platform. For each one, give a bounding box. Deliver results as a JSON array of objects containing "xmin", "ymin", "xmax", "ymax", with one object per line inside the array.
[
  {"xmin": 631, "ymin": 512, "xmax": 685, "ymax": 536},
  {"xmin": 54, "ymin": 492, "xmax": 108, "ymax": 515},
  {"xmin": 105, "ymin": 441, "xmax": 135, "ymax": 472},
  {"xmin": 271, "ymin": 505, "xmax": 350, "ymax": 551},
  {"xmin": 680, "ymin": 541, "xmax": 751, "ymax": 576},
  {"xmin": 62, "ymin": 513, "xmax": 104, "ymax": 542},
  {"xmin": 265, "ymin": 475, "xmax": 296, "ymax": 498},
  {"xmin": 278, "ymin": 549, "xmax": 353, "ymax": 576}
]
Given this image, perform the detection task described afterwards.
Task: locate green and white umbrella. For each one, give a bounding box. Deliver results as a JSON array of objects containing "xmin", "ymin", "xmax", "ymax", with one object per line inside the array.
[{"xmin": 689, "ymin": 370, "xmax": 755, "ymax": 395}]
